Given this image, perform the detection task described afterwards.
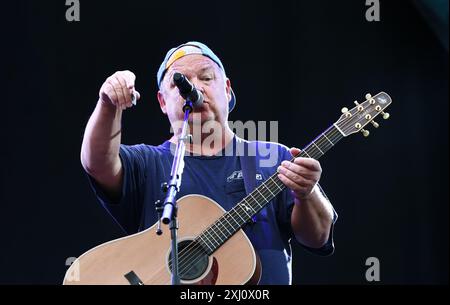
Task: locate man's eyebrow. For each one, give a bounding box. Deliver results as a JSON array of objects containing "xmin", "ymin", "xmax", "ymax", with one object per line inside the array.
[{"xmin": 198, "ymin": 66, "xmax": 215, "ymax": 73}]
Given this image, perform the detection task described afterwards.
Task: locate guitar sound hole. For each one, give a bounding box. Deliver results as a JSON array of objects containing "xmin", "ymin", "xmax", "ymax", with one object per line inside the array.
[{"xmin": 168, "ymin": 239, "xmax": 209, "ymax": 281}]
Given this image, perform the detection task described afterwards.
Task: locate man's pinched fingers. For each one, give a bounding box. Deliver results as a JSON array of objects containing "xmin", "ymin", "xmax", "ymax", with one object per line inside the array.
[
  {"xmin": 107, "ymin": 76, "xmax": 126, "ymax": 110},
  {"xmin": 114, "ymin": 74, "xmax": 132, "ymax": 108},
  {"xmin": 121, "ymin": 70, "xmax": 136, "ymax": 89},
  {"xmin": 120, "ymin": 70, "xmax": 137, "ymax": 107},
  {"xmin": 111, "ymin": 70, "xmax": 135, "ymax": 92},
  {"xmin": 103, "ymin": 81, "xmax": 119, "ymax": 106}
]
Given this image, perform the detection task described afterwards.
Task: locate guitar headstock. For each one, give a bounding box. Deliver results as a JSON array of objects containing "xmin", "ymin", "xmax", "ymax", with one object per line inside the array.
[{"xmin": 334, "ymin": 92, "xmax": 392, "ymax": 137}]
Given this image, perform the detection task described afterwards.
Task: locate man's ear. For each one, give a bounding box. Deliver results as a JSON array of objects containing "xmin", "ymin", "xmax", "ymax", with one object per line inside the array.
[
  {"xmin": 157, "ymin": 91, "xmax": 167, "ymax": 114},
  {"xmin": 225, "ymin": 78, "xmax": 232, "ymax": 102}
]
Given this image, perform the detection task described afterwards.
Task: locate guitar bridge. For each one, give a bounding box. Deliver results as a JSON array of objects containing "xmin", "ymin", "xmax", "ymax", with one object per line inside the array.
[{"xmin": 124, "ymin": 271, "xmax": 144, "ymax": 285}]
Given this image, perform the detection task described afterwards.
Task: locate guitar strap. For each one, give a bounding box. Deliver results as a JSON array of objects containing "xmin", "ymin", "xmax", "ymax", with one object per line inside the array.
[{"xmin": 236, "ymin": 137, "xmax": 257, "ymax": 195}]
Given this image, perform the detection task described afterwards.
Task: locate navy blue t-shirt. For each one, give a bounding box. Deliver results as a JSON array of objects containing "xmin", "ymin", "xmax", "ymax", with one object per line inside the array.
[{"xmin": 88, "ymin": 137, "xmax": 337, "ymax": 284}]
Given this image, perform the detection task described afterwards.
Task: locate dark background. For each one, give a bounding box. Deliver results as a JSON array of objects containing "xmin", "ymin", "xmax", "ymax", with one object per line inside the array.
[{"xmin": 1, "ymin": 0, "xmax": 448, "ymax": 284}]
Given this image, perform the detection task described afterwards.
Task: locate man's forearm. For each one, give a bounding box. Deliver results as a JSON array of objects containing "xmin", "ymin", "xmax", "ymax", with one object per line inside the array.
[
  {"xmin": 291, "ymin": 185, "xmax": 334, "ymax": 248},
  {"xmin": 81, "ymin": 99, "xmax": 122, "ymax": 177}
]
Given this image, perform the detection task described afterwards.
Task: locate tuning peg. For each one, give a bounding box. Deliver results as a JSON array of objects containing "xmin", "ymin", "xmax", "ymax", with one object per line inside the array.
[
  {"xmin": 341, "ymin": 107, "xmax": 352, "ymax": 117},
  {"xmin": 366, "ymin": 93, "xmax": 376, "ymax": 104},
  {"xmin": 370, "ymin": 120, "xmax": 379, "ymax": 128},
  {"xmin": 353, "ymin": 101, "xmax": 363, "ymax": 111},
  {"xmin": 381, "ymin": 111, "xmax": 390, "ymax": 119},
  {"xmin": 361, "ymin": 129, "xmax": 370, "ymax": 137}
]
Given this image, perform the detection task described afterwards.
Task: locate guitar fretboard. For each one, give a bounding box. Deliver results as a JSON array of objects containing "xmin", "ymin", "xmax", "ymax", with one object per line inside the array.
[{"xmin": 196, "ymin": 124, "xmax": 344, "ymax": 255}]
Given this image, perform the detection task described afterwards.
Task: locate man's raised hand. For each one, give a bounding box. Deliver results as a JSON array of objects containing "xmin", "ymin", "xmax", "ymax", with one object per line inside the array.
[{"xmin": 99, "ymin": 70, "xmax": 140, "ymax": 110}]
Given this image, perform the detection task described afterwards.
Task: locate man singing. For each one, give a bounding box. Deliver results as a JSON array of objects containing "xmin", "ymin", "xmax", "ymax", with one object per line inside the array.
[{"xmin": 80, "ymin": 41, "xmax": 337, "ymax": 284}]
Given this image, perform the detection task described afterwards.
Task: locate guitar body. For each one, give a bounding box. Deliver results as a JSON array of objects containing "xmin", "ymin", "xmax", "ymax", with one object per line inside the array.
[{"xmin": 63, "ymin": 194, "xmax": 261, "ymax": 285}]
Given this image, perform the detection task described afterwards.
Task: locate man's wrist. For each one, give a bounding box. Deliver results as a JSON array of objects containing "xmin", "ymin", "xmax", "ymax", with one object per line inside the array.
[
  {"xmin": 97, "ymin": 98, "xmax": 124, "ymax": 119},
  {"xmin": 294, "ymin": 184, "xmax": 319, "ymax": 204}
]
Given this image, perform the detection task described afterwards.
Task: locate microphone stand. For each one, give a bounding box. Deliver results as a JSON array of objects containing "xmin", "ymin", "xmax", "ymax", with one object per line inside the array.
[{"xmin": 159, "ymin": 98, "xmax": 194, "ymax": 285}]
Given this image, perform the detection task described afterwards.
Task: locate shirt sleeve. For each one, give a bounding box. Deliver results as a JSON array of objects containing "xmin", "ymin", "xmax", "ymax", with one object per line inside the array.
[
  {"xmin": 276, "ymin": 145, "xmax": 338, "ymax": 256},
  {"xmin": 86, "ymin": 144, "xmax": 148, "ymax": 234}
]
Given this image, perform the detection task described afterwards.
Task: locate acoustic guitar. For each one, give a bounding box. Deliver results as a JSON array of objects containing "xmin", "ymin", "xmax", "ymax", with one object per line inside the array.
[{"xmin": 64, "ymin": 92, "xmax": 392, "ymax": 285}]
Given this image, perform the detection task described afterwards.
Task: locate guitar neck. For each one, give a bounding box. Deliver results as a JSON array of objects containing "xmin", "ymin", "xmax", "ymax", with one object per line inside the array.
[{"xmin": 196, "ymin": 124, "xmax": 345, "ymax": 255}]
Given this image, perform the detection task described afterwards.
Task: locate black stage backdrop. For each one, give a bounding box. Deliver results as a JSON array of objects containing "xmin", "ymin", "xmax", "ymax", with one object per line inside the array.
[{"xmin": 1, "ymin": 0, "xmax": 448, "ymax": 284}]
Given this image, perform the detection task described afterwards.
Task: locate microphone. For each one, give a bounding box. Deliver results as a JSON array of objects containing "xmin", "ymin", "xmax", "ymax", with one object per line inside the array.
[{"xmin": 173, "ymin": 72, "xmax": 204, "ymax": 109}]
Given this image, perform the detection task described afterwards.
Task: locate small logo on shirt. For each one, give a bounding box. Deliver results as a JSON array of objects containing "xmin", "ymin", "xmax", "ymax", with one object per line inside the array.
[
  {"xmin": 227, "ymin": 170, "xmax": 263, "ymax": 182},
  {"xmin": 227, "ymin": 171, "xmax": 243, "ymax": 182}
]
